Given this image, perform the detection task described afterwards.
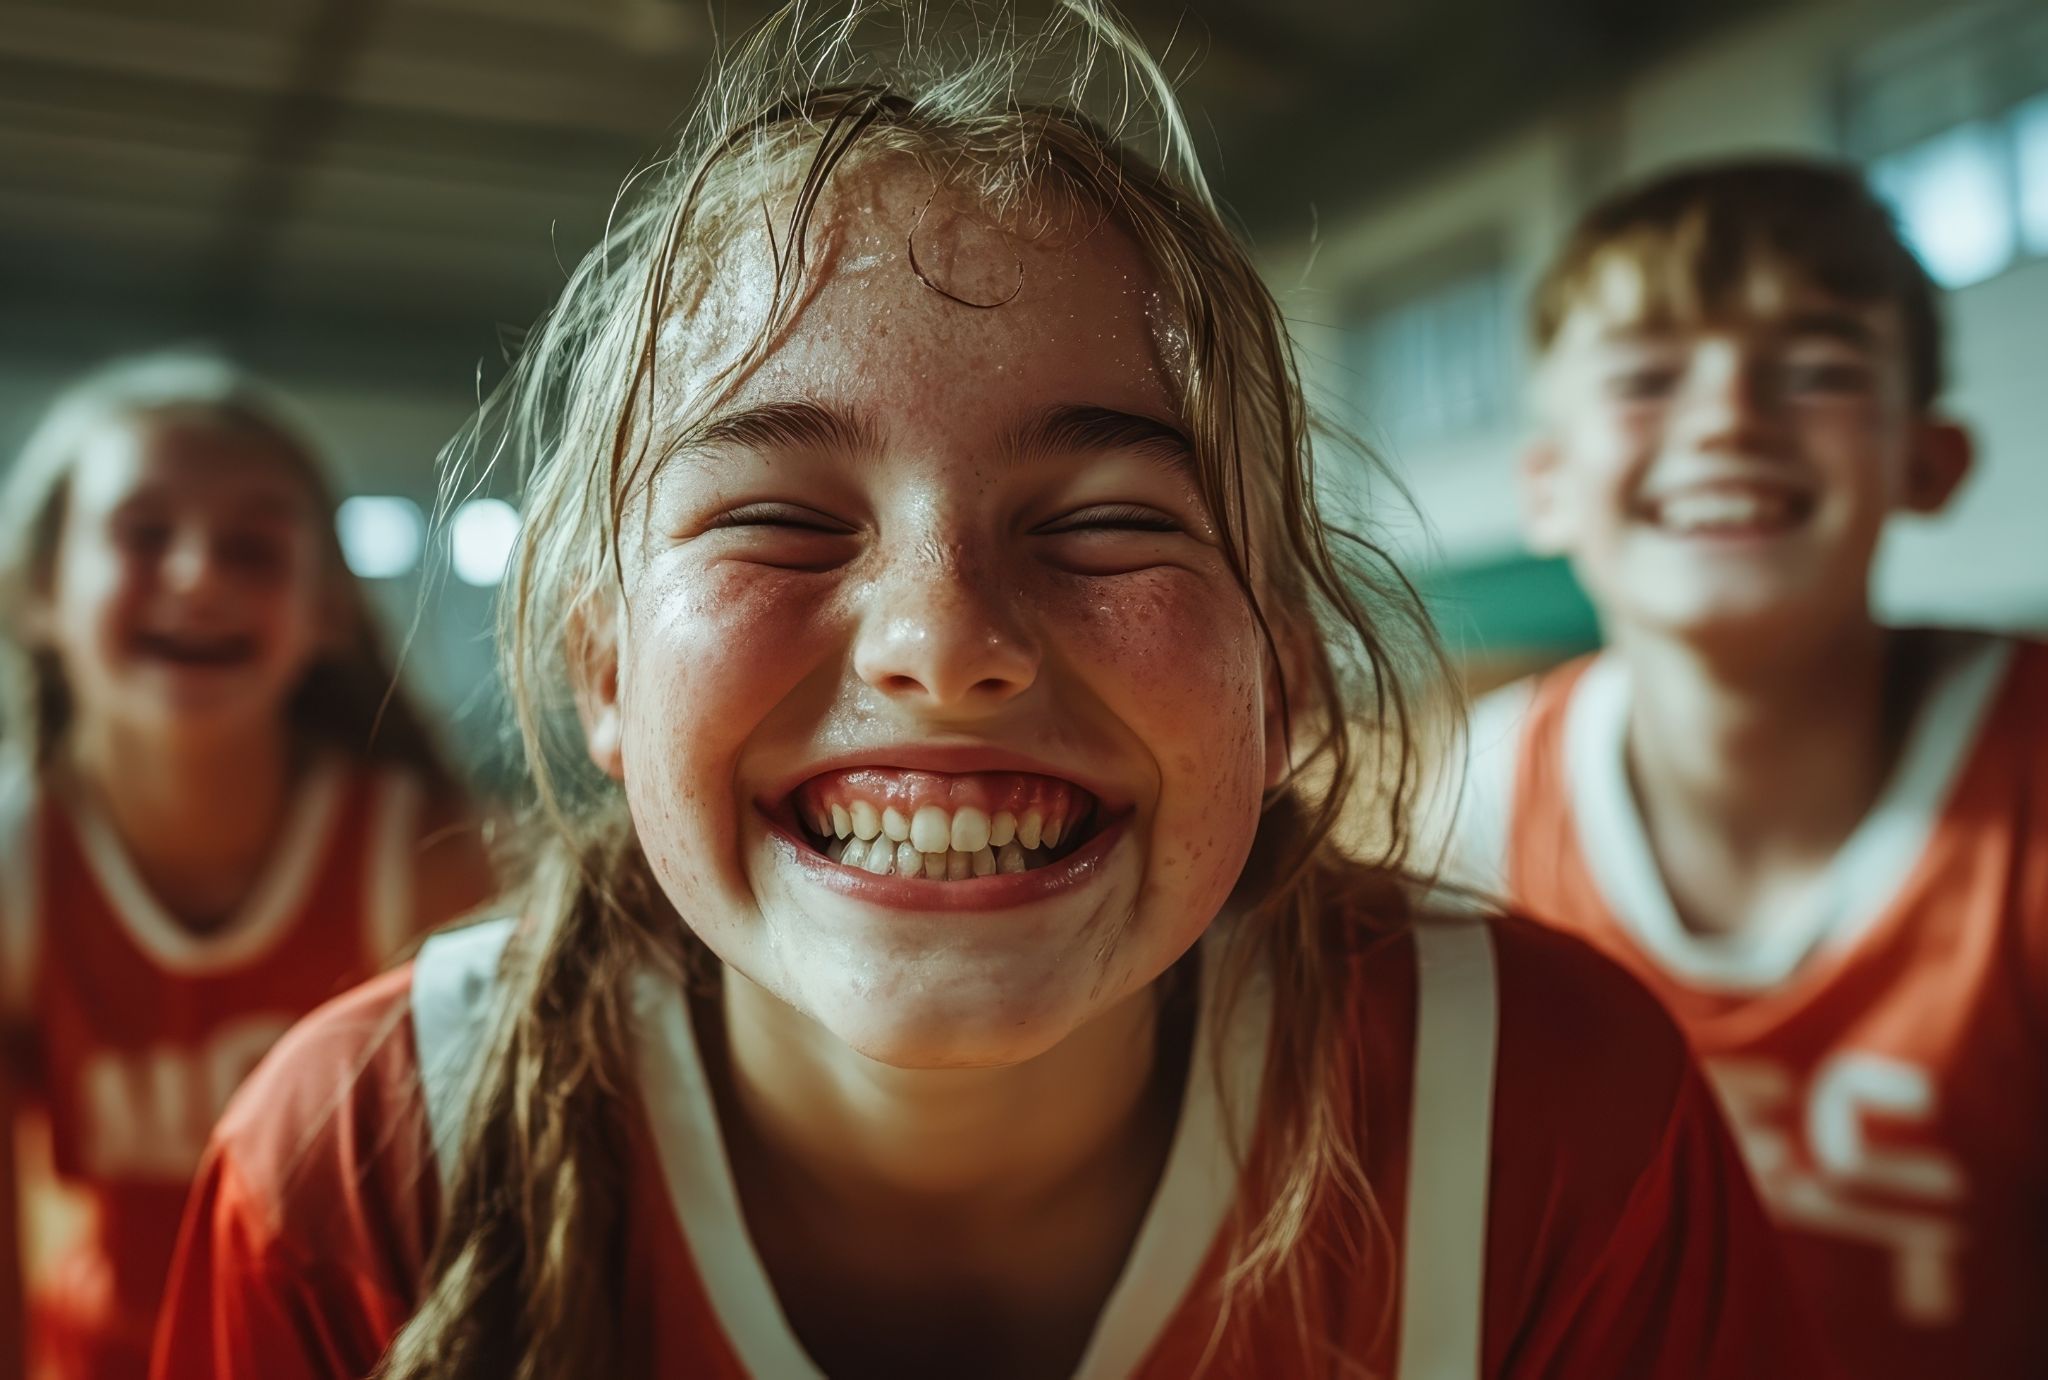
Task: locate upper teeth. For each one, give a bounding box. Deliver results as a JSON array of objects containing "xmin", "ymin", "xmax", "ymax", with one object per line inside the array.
[
  {"xmin": 1656, "ymin": 490, "xmax": 1795, "ymax": 532},
  {"xmin": 802, "ymin": 799, "xmax": 1076, "ymax": 879}
]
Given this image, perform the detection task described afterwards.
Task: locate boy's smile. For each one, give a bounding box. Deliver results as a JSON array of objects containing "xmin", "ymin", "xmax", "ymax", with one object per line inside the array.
[{"xmin": 1522, "ymin": 278, "xmax": 1968, "ymax": 646}]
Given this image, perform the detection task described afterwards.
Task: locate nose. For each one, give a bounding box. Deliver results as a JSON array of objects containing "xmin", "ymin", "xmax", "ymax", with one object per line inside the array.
[
  {"xmin": 161, "ymin": 528, "xmax": 223, "ymax": 596},
  {"xmin": 1677, "ymin": 341, "xmax": 1782, "ymax": 457},
  {"xmin": 852, "ymin": 537, "xmax": 1040, "ymax": 714}
]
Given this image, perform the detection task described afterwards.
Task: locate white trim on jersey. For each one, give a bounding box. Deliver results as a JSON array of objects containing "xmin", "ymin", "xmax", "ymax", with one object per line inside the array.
[
  {"xmin": 409, "ymin": 913, "xmax": 1496, "ymax": 1380},
  {"xmin": 1567, "ymin": 635, "xmax": 2014, "ymax": 991},
  {"xmin": 1399, "ymin": 917, "xmax": 1499, "ymax": 1380},
  {"xmin": 1069, "ymin": 942, "xmax": 1271, "ymax": 1380},
  {"xmin": 630, "ymin": 962, "xmax": 819, "ymax": 1378},
  {"xmin": 0, "ymin": 759, "xmax": 39, "ymax": 1024},
  {"xmin": 68, "ymin": 755, "xmax": 345, "ymax": 975},
  {"xmin": 413, "ymin": 917, "xmax": 517, "ymax": 1188},
  {"xmin": 1435, "ymin": 680, "xmax": 1538, "ymax": 896},
  {"xmin": 366, "ymin": 770, "xmax": 424, "ymax": 963},
  {"xmin": 628, "ymin": 927, "xmax": 1277, "ymax": 1380}
]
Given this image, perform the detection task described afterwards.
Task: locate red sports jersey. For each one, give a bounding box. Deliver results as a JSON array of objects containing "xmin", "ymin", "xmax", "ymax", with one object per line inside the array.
[
  {"xmin": 1451, "ymin": 633, "xmax": 2048, "ymax": 1379},
  {"xmin": 0, "ymin": 757, "xmax": 427, "ymax": 1380},
  {"xmin": 153, "ymin": 905, "xmax": 1830, "ymax": 1379}
]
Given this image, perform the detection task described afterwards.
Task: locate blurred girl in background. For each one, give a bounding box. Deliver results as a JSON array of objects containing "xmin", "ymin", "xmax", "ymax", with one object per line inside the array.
[{"xmin": 0, "ymin": 353, "xmax": 495, "ymax": 1380}]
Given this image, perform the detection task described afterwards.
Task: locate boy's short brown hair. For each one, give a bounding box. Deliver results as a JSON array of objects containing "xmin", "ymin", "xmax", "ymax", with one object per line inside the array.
[{"xmin": 1532, "ymin": 157, "xmax": 1944, "ymax": 407}]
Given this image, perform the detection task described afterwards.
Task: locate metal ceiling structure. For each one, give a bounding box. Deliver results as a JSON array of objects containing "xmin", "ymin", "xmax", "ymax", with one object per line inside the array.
[{"xmin": 0, "ymin": 0, "xmax": 1780, "ymax": 388}]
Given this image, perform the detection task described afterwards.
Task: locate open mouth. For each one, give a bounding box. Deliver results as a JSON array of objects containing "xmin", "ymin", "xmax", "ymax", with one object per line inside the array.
[
  {"xmin": 1641, "ymin": 485, "xmax": 1816, "ymax": 537},
  {"xmin": 784, "ymin": 768, "xmax": 1103, "ymax": 882},
  {"xmin": 132, "ymin": 630, "xmax": 259, "ymax": 669}
]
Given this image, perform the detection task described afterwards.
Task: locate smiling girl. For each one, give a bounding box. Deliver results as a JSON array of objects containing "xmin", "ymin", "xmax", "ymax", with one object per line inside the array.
[
  {"xmin": 155, "ymin": 6, "xmax": 1824, "ymax": 1378},
  {"xmin": 0, "ymin": 355, "xmax": 494, "ymax": 1380}
]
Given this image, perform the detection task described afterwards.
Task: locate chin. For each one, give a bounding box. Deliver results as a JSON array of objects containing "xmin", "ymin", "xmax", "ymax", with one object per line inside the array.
[{"xmin": 795, "ymin": 974, "xmax": 1101, "ymax": 1070}]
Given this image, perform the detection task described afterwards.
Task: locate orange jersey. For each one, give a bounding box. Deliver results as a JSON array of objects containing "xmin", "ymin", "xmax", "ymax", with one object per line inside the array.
[
  {"xmin": 154, "ymin": 907, "xmax": 1830, "ymax": 1379},
  {"xmin": 0, "ymin": 758, "xmax": 427, "ymax": 1380},
  {"xmin": 1451, "ymin": 633, "xmax": 2048, "ymax": 1379}
]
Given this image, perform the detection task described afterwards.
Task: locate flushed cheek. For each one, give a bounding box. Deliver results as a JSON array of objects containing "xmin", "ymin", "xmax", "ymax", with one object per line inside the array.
[
  {"xmin": 1049, "ymin": 569, "xmax": 1266, "ymax": 896},
  {"xmin": 620, "ymin": 563, "xmax": 839, "ymax": 904}
]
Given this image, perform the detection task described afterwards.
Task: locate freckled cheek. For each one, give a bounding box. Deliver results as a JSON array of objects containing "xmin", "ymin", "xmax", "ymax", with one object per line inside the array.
[
  {"xmin": 619, "ymin": 566, "xmax": 838, "ymax": 878},
  {"xmin": 1044, "ymin": 570, "xmax": 1265, "ymax": 892}
]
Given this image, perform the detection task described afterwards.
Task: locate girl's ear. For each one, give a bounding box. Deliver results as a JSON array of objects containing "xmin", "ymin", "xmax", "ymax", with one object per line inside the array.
[
  {"xmin": 1261, "ymin": 620, "xmax": 1316, "ymax": 794},
  {"xmin": 570, "ymin": 596, "xmax": 626, "ymax": 781},
  {"xmin": 1903, "ymin": 418, "xmax": 1973, "ymax": 515}
]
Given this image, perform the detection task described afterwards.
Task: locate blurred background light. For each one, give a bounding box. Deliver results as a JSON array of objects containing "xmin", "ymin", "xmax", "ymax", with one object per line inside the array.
[
  {"xmin": 335, "ymin": 495, "xmax": 424, "ymax": 579},
  {"xmin": 1871, "ymin": 123, "xmax": 2017, "ymax": 290},
  {"xmin": 2016, "ymin": 94, "xmax": 2048, "ymax": 257},
  {"xmin": 451, "ymin": 498, "xmax": 520, "ymax": 587}
]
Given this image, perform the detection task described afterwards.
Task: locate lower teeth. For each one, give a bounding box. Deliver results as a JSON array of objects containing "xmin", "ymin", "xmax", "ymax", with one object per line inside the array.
[{"xmin": 823, "ymin": 834, "xmax": 1061, "ymax": 878}]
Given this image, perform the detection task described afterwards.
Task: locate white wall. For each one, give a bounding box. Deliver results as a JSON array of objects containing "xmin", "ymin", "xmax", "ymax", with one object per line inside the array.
[{"xmin": 1281, "ymin": 0, "xmax": 2048, "ymax": 631}]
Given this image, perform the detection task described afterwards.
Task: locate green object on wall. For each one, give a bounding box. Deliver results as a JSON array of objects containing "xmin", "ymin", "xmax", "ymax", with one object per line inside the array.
[{"xmin": 1419, "ymin": 552, "xmax": 1601, "ymax": 658}]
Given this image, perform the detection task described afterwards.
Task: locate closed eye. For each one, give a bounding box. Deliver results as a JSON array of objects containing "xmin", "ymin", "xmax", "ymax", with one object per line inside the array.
[
  {"xmin": 697, "ymin": 501, "xmax": 859, "ymax": 573},
  {"xmin": 1036, "ymin": 504, "xmax": 1185, "ymax": 535},
  {"xmin": 706, "ymin": 502, "xmax": 855, "ymax": 534}
]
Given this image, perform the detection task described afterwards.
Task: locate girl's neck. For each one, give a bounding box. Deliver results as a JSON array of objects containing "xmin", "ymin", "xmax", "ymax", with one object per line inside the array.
[
  {"xmin": 706, "ymin": 964, "xmax": 1190, "ymax": 1377},
  {"xmin": 717, "ymin": 963, "xmax": 1172, "ymax": 1212},
  {"xmin": 66, "ymin": 714, "xmax": 304, "ymax": 932}
]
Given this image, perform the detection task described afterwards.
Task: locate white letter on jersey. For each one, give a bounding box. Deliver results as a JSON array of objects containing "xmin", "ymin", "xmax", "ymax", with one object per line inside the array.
[
  {"xmin": 1708, "ymin": 1053, "xmax": 1965, "ymax": 1328},
  {"xmin": 81, "ymin": 1016, "xmax": 293, "ymax": 1180}
]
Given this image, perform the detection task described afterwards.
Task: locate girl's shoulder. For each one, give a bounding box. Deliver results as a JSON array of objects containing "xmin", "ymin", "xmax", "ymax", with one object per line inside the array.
[
  {"xmin": 195, "ymin": 918, "xmax": 517, "ymax": 1282},
  {"xmin": 160, "ymin": 935, "xmax": 479, "ymax": 1378},
  {"xmin": 1321, "ymin": 894, "xmax": 1812, "ymax": 1375},
  {"xmin": 1341, "ymin": 892, "xmax": 1695, "ymax": 1127}
]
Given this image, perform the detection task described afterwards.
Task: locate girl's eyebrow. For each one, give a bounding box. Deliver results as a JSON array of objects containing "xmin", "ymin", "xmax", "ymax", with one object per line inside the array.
[
  {"xmin": 679, "ymin": 399, "xmax": 883, "ymax": 458},
  {"xmin": 1004, "ymin": 404, "xmax": 1195, "ymax": 472},
  {"xmin": 673, "ymin": 399, "xmax": 1194, "ymax": 472}
]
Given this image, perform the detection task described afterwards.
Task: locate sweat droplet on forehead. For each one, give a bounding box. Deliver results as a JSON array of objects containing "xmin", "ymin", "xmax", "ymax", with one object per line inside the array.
[{"xmin": 1142, "ymin": 287, "xmax": 1191, "ymax": 386}]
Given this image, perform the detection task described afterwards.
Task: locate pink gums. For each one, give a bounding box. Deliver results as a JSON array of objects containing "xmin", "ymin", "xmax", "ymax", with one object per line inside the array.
[{"xmin": 794, "ymin": 769, "xmax": 1091, "ymax": 833}]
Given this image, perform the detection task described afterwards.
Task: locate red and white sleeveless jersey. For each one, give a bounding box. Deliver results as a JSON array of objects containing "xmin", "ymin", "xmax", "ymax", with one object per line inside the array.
[
  {"xmin": 154, "ymin": 905, "xmax": 1830, "ymax": 1379},
  {"xmin": 0, "ymin": 756, "xmax": 427, "ymax": 1380},
  {"xmin": 1448, "ymin": 633, "xmax": 2048, "ymax": 1380}
]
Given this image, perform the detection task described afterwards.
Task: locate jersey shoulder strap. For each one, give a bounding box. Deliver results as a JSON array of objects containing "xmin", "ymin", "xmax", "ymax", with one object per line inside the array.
[
  {"xmin": 1397, "ymin": 911, "xmax": 1499, "ymax": 1380},
  {"xmin": 410, "ymin": 916, "xmax": 515, "ymax": 1190},
  {"xmin": 0, "ymin": 759, "xmax": 39, "ymax": 1025}
]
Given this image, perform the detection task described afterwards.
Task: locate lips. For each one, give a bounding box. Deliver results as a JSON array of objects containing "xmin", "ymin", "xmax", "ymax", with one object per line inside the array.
[{"xmin": 131, "ymin": 629, "xmax": 260, "ymax": 668}]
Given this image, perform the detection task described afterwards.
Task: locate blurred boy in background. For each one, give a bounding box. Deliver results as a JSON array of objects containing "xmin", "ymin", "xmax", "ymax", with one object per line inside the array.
[{"xmin": 1443, "ymin": 159, "xmax": 2047, "ymax": 1377}]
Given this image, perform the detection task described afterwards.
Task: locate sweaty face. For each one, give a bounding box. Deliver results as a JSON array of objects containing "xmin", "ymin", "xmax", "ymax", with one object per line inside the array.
[
  {"xmin": 590, "ymin": 165, "xmax": 1275, "ymax": 1069},
  {"xmin": 1526, "ymin": 267, "xmax": 1932, "ymax": 643},
  {"xmin": 45, "ymin": 417, "xmax": 331, "ymax": 740}
]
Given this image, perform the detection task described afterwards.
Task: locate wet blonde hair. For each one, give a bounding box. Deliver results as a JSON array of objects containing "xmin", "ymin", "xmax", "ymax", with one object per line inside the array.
[
  {"xmin": 385, "ymin": 4, "xmax": 1444, "ymax": 1375},
  {"xmin": 0, "ymin": 351, "xmax": 458, "ymax": 793}
]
